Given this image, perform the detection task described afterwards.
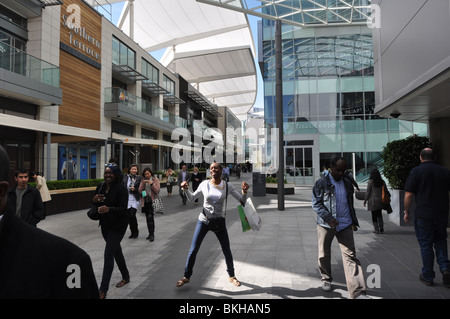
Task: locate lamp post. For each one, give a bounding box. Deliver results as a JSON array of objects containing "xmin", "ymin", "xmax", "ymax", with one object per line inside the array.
[{"xmin": 275, "ymin": 19, "xmax": 284, "ymax": 211}]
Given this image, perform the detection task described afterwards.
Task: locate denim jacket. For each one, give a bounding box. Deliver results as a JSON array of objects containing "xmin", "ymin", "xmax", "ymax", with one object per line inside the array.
[{"xmin": 312, "ymin": 174, "xmax": 359, "ymax": 229}]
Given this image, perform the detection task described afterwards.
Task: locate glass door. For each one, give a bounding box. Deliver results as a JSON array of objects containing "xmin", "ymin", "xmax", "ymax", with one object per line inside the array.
[{"xmin": 285, "ymin": 146, "xmax": 314, "ymax": 185}]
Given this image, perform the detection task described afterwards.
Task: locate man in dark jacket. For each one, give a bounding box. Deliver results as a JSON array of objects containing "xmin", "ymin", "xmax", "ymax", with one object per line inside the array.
[
  {"xmin": 312, "ymin": 156, "xmax": 367, "ymax": 299},
  {"xmin": 0, "ymin": 146, "xmax": 99, "ymax": 298},
  {"xmin": 404, "ymin": 148, "xmax": 450, "ymax": 287},
  {"xmin": 7, "ymin": 169, "xmax": 44, "ymax": 226}
]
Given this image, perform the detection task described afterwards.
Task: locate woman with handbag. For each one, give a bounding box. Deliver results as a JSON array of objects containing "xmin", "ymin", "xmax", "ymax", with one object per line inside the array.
[
  {"xmin": 176, "ymin": 162, "xmax": 250, "ymax": 288},
  {"xmin": 138, "ymin": 167, "xmax": 160, "ymax": 242},
  {"xmin": 364, "ymin": 169, "xmax": 387, "ymax": 234},
  {"xmin": 92, "ymin": 163, "xmax": 130, "ymax": 299},
  {"xmin": 123, "ymin": 164, "xmax": 142, "ymax": 239}
]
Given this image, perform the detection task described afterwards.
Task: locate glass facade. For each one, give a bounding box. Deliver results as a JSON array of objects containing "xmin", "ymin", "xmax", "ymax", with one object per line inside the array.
[{"xmin": 261, "ymin": 21, "xmax": 428, "ymax": 183}]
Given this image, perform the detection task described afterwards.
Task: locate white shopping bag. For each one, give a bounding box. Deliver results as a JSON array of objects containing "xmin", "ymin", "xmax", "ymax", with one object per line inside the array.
[{"xmin": 242, "ymin": 198, "xmax": 262, "ymax": 231}]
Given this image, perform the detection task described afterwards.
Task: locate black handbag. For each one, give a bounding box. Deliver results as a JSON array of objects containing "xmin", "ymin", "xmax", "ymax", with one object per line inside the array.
[
  {"xmin": 207, "ymin": 217, "xmax": 226, "ymax": 233},
  {"xmin": 87, "ymin": 207, "xmax": 100, "ymax": 220},
  {"xmin": 88, "ymin": 182, "xmax": 105, "ymax": 220}
]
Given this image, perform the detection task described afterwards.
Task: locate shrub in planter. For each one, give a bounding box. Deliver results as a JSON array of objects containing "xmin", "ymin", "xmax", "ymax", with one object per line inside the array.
[
  {"xmin": 265, "ymin": 176, "xmax": 287, "ymax": 184},
  {"xmin": 29, "ymin": 179, "xmax": 104, "ymax": 191},
  {"xmin": 381, "ymin": 134, "xmax": 431, "ymax": 226},
  {"xmin": 381, "ymin": 134, "xmax": 431, "ymax": 190}
]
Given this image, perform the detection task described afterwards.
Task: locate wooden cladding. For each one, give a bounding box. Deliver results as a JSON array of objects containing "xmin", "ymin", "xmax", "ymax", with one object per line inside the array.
[{"xmin": 59, "ymin": 0, "xmax": 102, "ymax": 131}]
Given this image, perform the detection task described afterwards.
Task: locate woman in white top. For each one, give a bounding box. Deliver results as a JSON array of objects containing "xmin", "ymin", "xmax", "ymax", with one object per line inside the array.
[{"xmin": 176, "ymin": 162, "xmax": 250, "ymax": 288}]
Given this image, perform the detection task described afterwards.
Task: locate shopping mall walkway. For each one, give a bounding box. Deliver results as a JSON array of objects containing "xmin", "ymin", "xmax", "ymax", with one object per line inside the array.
[{"xmin": 39, "ymin": 172, "xmax": 450, "ymax": 300}]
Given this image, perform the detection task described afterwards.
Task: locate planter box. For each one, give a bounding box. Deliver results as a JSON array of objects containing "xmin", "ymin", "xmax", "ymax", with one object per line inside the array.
[
  {"xmin": 266, "ymin": 183, "xmax": 295, "ymax": 195},
  {"xmin": 46, "ymin": 187, "xmax": 96, "ymax": 216},
  {"xmin": 389, "ymin": 189, "xmax": 415, "ymax": 226}
]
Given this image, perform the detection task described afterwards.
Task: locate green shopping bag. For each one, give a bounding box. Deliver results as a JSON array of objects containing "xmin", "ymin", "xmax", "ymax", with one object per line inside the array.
[{"xmin": 237, "ymin": 205, "xmax": 251, "ymax": 232}]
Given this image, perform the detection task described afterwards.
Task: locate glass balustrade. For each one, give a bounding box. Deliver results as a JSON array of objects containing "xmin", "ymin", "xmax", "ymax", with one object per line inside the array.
[
  {"xmin": 0, "ymin": 41, "xmax": 60, "ymax": 87},
  {"xmin": 104, "ymin": 87, "xmax": 187, "ymax": 128}
]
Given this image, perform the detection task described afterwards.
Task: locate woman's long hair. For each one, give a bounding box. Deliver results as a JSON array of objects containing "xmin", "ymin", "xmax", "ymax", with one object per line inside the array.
[{"xmin": 369, "ymin": 169, "xmax": 384, "ymax": 187}]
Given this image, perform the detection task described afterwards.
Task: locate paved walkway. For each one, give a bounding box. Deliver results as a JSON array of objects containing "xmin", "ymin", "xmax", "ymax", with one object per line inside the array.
[{"xmin": 39, "ymin": 172, "xmax": 450, "ymax": 300}]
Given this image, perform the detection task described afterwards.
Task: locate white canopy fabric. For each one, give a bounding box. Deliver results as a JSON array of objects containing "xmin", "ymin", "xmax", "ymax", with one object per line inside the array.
[{"xmin": 94, "ymin": 0, "xmax": 257, "ymax": 121}]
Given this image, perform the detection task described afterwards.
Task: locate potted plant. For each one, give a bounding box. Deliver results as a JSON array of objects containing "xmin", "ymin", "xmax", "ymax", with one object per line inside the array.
[
  {"xmin": 265, "ymin": 175, "xmax": 295, "ymax": 195},
  {"xmin": 381, "ymin": 134, "xmax": 431, "ymax": 225}
]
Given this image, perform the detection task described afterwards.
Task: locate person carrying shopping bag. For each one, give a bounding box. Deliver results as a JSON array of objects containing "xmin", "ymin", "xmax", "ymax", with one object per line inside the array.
[{"xmin": 176, "ymin": 162, "xmax": 250, "ymax": 288}]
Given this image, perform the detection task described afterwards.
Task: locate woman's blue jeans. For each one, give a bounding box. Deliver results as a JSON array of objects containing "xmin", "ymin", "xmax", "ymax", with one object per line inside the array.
[
  {"xmin": 184, "ymin": 220, "xmax": 235, "ymax": 279},
  {"xmin": 414, "ymin": 216, "xmax": 450, "ymax": 281}
]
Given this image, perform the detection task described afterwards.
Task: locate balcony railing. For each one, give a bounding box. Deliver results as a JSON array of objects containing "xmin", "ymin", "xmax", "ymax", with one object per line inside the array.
[
  {"xmin": 104, "ymin": 87, "xmax": 187, "ymax": 128},
  {"xmin": 0, "ymin": 42, "xmax": 60, "ymax": 87}
]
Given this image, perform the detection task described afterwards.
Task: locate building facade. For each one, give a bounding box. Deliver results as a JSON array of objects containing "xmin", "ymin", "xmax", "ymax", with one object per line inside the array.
[
  {"xmin": 372, "ymin": 0, "xmax": 450, "ymax": 169},
  {"xmin": 259, "ymin": 19, "xmax": 428, "ymax": 185},
  {"xmin": 0, "ymin": 0, "xmax": 239, "ymax": 183}
]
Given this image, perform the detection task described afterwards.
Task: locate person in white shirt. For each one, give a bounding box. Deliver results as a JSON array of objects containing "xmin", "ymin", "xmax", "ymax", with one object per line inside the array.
[{"xmin": 175, "ymin": 162, "xmax": 249, "ymax": 288}]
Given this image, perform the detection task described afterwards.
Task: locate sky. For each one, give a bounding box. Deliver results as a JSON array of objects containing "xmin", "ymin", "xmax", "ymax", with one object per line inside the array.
[{"xmin": 108, "ymin": 1, "xmax": 265, "ymax": 112}]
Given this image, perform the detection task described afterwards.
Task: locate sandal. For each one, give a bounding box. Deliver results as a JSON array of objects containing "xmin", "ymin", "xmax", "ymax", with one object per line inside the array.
[
  {"xmin": 229, "ymin": 276, "xmax": 241, "ymax": 287},
  {"xmin": 176, "ymin": 277, "xmax": 190, "ymax": 288},
  {"xmin": 115, "ymin": 279, "xmax": 130, "ymax": 288}
]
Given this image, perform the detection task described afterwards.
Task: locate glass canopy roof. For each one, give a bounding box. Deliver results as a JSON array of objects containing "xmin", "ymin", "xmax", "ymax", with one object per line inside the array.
[
  {"xmin": 263, "ymin": 33, "xmax": 373, "ymax": 78},
  {"xmin": 196, "ymin": 0, "xmax": 372, "ymax": 27}
]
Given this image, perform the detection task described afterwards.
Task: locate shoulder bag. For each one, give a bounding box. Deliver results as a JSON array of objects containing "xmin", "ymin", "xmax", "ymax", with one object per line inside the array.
[
  {"xmin": 152, "ymin": 195, "xmax": 164, "ymax": 215},
  {"xmin": 382, "ymin": 184, "xmax": 391, "ymax": 204},
  {"xmin": 87, "ymin": 182, "xmax": 105, "ymax": 220},
  {"xmin": 87, "ymin": 206, "xmax": 100, "ymax": 220}
]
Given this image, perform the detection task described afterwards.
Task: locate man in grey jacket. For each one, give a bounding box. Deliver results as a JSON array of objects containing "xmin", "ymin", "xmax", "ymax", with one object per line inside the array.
[{"xmin": 312, "ymin": 156, "xmax": 368, "ymax": 299}]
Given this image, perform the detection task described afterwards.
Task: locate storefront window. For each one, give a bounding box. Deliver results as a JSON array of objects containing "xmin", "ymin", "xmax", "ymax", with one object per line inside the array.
[
  {"xmin": 58, "ymin": 145, "xmax": 97, "ymax": 180},
  {"xmin": 59, "ymin": 146, "xmax": 77, "ymax": 180}
]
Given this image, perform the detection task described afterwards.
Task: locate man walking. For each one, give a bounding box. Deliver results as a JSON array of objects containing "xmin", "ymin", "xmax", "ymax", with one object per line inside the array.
[
  {"xmin": 312, "ymin": 156, "xmax": 368, "ymax": 299},
  {"xmin": 404, "ymin": 148, "xmax": 450, "ymax": 287},
  {"xmin": 7, "ymin": 169, "xmax": 44, "ymax": 227},
  {"xmin": 178, "ymin": 164, "xmax": 191, "ymax": 205}
]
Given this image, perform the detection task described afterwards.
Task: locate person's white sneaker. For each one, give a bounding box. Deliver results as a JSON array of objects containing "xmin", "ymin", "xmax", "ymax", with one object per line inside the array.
[{"xmin": 321, "ymin": 281, "xmax": 332, "ymax": 292}]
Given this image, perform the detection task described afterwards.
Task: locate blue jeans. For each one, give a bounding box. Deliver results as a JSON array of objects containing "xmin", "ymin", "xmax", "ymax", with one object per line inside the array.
[
  {"xmin": 414, "ymin": 216, "xmax": 450, "ymax": 281},
  {"xmin": 184, "ymin": 220, "xmax": 235, "ymax": 279}
]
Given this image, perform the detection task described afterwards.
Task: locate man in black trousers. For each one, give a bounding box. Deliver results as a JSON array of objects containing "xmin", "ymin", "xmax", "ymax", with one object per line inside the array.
[{"xmin": 0, "ymin": 145, "xmax": 99, "ymax": 299}]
